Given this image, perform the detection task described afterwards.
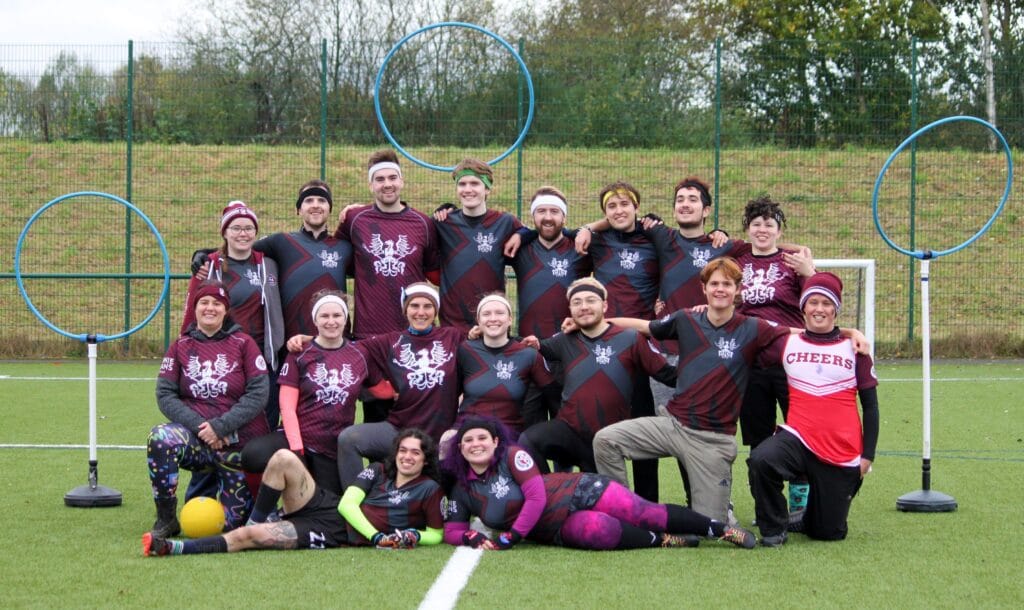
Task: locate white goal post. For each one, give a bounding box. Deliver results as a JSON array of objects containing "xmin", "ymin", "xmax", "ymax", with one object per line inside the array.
[{"xmin": 814, "ymin": 259, "xmax": 876, "ymax": 357}]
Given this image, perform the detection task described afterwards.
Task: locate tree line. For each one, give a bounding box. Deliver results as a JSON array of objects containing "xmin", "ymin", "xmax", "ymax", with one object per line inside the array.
[{"xmin": 1, "ymin": 0, "xmax": 1021, "ymax": 149}]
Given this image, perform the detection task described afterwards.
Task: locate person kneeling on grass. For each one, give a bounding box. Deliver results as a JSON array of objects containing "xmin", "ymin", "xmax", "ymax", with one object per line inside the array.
[
  {"xmin": 746, "ymin": 272, "xmax": 879, "ymax": 547},
  {"xmin": 441, "ymin": 417, "xmax": 756, "ymax": 551},
  {"xmin": 144, "ymin": 428, "xmax": 444, "ymax": 556}
]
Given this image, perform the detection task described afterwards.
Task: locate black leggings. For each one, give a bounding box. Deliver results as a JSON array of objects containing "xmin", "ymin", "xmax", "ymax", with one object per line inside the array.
[
  {"xmin": 241, "ymin": 432, "xmax": 342, "ymax": 495},
  {"xmin": 519, "ymin": 419, "xmax": 595, "ymax": 473}
]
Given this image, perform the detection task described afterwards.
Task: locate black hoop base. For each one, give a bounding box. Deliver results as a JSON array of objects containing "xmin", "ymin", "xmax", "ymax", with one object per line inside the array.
[
  {"xmin": 65, "ymin": 484, "xmax": 123, "ymax": 507},
  {"xmin": 64, "ymin": 461, "xmax": 122, "ymax": 507},
  {"xmin": 896, "ymin": 490, "xmax": 957, "ymax": 513}
]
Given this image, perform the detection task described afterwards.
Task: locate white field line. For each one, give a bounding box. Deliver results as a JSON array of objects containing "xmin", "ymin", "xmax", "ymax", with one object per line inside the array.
[
  {"xmin": 0, "ymin": 376, "xmax": 153, "ymax": 381},
  {"xmin": 418, "ymin": 547, "xmax": 483, "ymax": 610},
  {"xmin": 880, "ymin": 377, "xmax": 1024, "ymax": 382},
  {"xmin": 2, "ymin": 374, "xmax": 1022, "ymax": 383},
  {"xmin": 0, "ymin": 443, "xmax": 145, "ymax": 450},
  {"xmin": 3, "ymin": 373, "xmax": 1023, "ymax": 384}
]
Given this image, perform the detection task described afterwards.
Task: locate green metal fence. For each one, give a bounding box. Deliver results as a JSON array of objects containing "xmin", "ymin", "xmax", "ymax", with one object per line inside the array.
[{"xmin": 1, "ymin": 37, "xmax": 1021, "ymax": 358}]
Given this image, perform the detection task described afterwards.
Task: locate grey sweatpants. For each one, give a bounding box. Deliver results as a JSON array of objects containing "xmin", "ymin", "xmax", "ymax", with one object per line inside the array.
[{"xmin": 593, "ymin": 416, "xmax": 737, "ymax": 522}]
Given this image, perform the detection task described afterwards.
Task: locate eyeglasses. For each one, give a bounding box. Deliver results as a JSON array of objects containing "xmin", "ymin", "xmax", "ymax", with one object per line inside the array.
[{"xmin": 226, "ymin": 226, "xmax": 257, "ymax": 234}]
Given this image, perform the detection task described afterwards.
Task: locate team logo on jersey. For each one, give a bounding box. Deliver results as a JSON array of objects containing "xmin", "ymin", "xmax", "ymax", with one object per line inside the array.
[
  {"xmin": 266, "ymin": 272, "xmax": 278, "ymax": 286},
  {"xmin": 593, "ymin": 345, "xmax": 614, "ymax": 365},
  {"xmin": 184, "ymin": 353, "xmax": 237, "ymax": 399},
  {"xmin": 493, "ymin": 360, "xmax": 516, "ymax": 380},
  {"xmin": 307, "ymin": 362, "xmax": 358, "ymax": 405},
  {"xmin": 715, "ymin": 337, "xmax": 739, "ymax": 360},
  {"xmin": 490, "ymin": 474, "xmax": 512, "ymax": 499},
  {"xmin": 319, "ymin": 250, "xmax": 340, "ymax": 269},
  {"xmin": 690, "ymin": 247, "xmax": 711, "ymax": 268},
  {"xmin": 393, "ymin": 340, "xmax": 453, "ymax": 390},
  {"xmin": 160, "ymin": 357, "xmax": 175, "ymax": 372},
  {"xmin": 255, "ymin": 355, "xmax": 267, "ymax": 371},
  {"xmin": 387, "ymin": 489, "xmax": 411, "ymax": 506},
  {"xmin": 475, "ymin": 232, "xmax": 497, "ymax": 253},
  {"xmin": 357, "ymin": 467, "xmax": 376, "ymax": 481},
  {"xmin": 445, "ymin": 498, "xmax": 458, "ymax": 517},
  {"xmin": 365, "ymin": 233, "xmax": 416, "ymax": 277},
  {"xmin": 618, "ymin": 249, "xmax": 641, "ymax": 270},
  {"xmin": 549, "ymin": 258, "xmax": 569, "ymax": 278},
  {"xmin": 245, "ymin": 268, "xmax": 262, "ymax": 286},
  {"xmin": 742, "ymin": 262, "xmax": 785, "ymax": 305},
  {"xmin": 513, "ymin": 449, "xmax": 534, "ymax": 472}
]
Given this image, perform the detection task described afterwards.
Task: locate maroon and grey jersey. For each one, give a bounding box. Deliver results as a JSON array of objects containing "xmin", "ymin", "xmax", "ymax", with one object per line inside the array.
[
  {"xmin": 649, "ymin": 310, "xmax": 789, "ymax": 435},
  {"xmin": 277, "ymin": 341, "xmax": 371, "ymax": 458},
  {"xmin": 435, "ymin": 209, "xmax": 523, "ymax": 333},
  {"xmin": 446, "ymin": 446, "xmax": 582, "ymax": 544},
  {"xmin": 588, "ymin": 226, "xmax": 659, "ymax": 319},
  {"xmin": 456, "ymin": 339, "xmax": 554, "ymax": 433},
  {"xmin": 646, "ymin": 225, "xmax": 751, "ymax": 312},
  {"xmin": 158, "ymin": 330, "xmax": 270, "ymax": 446},
  {"xmin": 736, "ymin": 249, "xmax": 805, "ymax": 328},
  {"xmin": 253, "ymin": 229, "xmax": 353, "ymax": 338},
  {"xmin": 347, "ymin": 462, "xmax": 445, "ymax": 545},
  {"xmin": 510, "ymin": 234, "xmax": 592, "ymax": 338},
  {"xmin": 539, "ymin": 325, "xmax": 669, "ymax": 441},
  {"xmin": 337, "ymin": 204, "xmax": 439, "ymax": 339},
  {"xmin": 358, "ymin": 327, "xmax": 463, "ymax": 441}
]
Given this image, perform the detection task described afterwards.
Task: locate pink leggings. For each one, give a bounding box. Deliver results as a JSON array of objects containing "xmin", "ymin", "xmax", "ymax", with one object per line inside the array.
[{"xmin": 559, "ymin": 480, "xmax": 668, "ymax": 550}]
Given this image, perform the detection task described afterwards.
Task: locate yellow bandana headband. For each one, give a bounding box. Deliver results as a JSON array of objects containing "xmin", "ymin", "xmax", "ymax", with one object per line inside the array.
[{"xmin": 601, "ymin": 188, "xmax": 638, "ymax": 209}]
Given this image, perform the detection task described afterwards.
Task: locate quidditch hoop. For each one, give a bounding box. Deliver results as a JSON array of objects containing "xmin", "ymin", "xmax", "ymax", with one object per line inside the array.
[
  {"xmin": 14, "ymin": 191, "xmax": 171, "ymax": 343},
  {"xmin": 374, "ymin": 22, "xmax": 535, "ymax": 172},
  {"xmin": 872, "ymin": 115, "xmax": 1012, "ymax": 259}
]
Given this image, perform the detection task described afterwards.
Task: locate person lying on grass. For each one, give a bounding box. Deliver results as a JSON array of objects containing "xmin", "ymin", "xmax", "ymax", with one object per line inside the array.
[
  {"xmin": 143, "ymin": 428, "xmax": 443, "ymax": 555},
  {"xmin": 441, "ymin": 416, "xmax": 757, "ymax": 551}
]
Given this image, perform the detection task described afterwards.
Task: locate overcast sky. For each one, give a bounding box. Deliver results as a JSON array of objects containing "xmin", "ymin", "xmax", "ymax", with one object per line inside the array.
[{"xmin": 1, "ymin": 0, "xmax": 194, "ymax": 44}]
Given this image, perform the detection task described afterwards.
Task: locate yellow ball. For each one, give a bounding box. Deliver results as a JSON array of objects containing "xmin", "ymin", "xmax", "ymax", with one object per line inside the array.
[{"xmin": 179, "ymin": 497, "xmax": 226, "ymax": 538}]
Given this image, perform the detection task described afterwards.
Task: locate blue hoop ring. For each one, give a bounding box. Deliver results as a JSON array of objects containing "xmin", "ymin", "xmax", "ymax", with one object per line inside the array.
[
  {"xmin": 14, "ymin": 191, "xmax": 171, "ymax": 343},
  {"xmin": 374, "ymin": 22, "xmax": 535, "ymax": 172},
  {"xmin": 872, "ymin": 115, "xmax": 1013, "ymax": 259}
]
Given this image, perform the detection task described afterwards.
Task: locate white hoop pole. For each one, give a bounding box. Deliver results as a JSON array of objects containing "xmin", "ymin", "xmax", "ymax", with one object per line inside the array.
[
  {"xmin": 88, "ymin": 341, "xmax": 98, "ymax": 466},
  {"xmin": 920, "ymin": 259, "xmax": 932, "ymax": 487}
]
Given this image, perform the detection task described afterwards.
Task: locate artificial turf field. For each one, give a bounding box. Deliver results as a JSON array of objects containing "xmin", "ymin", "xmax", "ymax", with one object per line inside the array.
[{"xmin": 0, "ymin": 360, "xmax": 1021, "ymax": 609}]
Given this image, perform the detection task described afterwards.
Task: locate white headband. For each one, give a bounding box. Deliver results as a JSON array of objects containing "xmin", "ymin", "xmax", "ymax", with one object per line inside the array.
[
  {"xmin": 799, "ymin": 287, "xmax": 842, "ymax": 315},
  {"xmin": 402, "ymin": 284, "xmax": 440, "ymax": 311},
  {"xmin": 476, "ymin": 294, "xmax": 512, "ymax": 319},
  {"xmin": 368, "ymin": 161, "xmax": 402, "ymax": 182},
  {"xmin": 530, "ymin": 194, "xmax": 567, "ymax": 216},
  {"xmin": 311, "ymin": 294, "xmax": 349, "ymax": 323}
]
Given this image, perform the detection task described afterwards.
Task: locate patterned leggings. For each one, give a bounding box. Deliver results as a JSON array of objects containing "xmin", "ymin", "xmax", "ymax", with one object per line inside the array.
[
  {"xmin": 147, "ymin": 423, "xmax": 252, "ymax": 528},
  {"xmin": 559, "ymin": 479, "xmax": 668, "ymax": 550}
]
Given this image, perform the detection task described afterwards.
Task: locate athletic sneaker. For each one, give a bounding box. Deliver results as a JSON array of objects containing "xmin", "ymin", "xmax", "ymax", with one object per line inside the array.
[
  {"xmin": 142, "ymin": 532, "xmax": 171, "ymax": 557},
  {"xmin": 760, "ymin": 532, "xmax": 788, "ymax": 548},
  {"xmin": 660, "ymin": 533, "xmax": 701, "ymax": 548},
  {"xmin": 719, "ymin": 526, "xmax": 757, "ymax": 549}
]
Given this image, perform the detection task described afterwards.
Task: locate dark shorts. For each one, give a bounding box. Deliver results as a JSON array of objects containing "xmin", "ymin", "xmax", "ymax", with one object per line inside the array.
[
  {"xmin": 570, "ymin": 472, "xmax": 611, "ymax": 511},
  {"xmin": 283, "ymin": 486, "xmax": 349, "ymax": 549}
]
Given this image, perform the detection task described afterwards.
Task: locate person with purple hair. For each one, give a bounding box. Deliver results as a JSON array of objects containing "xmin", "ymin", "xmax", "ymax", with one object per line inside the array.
[{"xmin": 441, "ymin": 417, "xmax": 756, "ymax": 551}]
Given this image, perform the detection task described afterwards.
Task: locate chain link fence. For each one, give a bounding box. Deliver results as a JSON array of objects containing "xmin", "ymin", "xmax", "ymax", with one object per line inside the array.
[{"xmin": 1, "ymin": 37, "xmax": 1020, "ymax": 358}]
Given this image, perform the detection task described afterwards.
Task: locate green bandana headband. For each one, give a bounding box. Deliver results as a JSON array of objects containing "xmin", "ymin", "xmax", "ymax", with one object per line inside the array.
[{"xmin": 453, "ymin": 168, "xmax": 493, "ymax": 189}]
